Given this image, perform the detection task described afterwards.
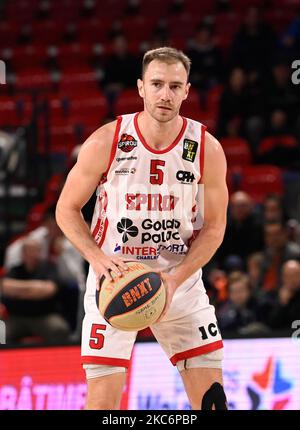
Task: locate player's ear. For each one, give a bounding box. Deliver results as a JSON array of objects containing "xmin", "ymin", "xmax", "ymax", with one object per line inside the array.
[
  {"xmin": 183, "ymin": 82, "xmax": 191, "ymax": 100},
  {"xmin": 137, "ymin": 78, "xmax": 144, "ymax": 98}
]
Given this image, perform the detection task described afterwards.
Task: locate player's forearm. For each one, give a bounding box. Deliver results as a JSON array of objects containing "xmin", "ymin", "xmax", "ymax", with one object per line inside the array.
[
  {"xmin": 172, "ymin": 224, "xmax": 225, "ymax": 286},
  {"xmin": 55, "ymin": 204, "xmax": 102, "ymax": 265}
]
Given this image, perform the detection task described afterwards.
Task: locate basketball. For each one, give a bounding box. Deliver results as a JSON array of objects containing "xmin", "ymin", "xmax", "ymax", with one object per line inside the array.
[{"xmin": 96, "ymin": 261, "xmax": 166, "ymax": 331}]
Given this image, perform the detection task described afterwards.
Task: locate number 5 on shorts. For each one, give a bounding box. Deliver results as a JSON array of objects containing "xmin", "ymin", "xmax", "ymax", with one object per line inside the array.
[{"xmin": 89, "ymin": 324, "xmax": 107, "ymax": 349}]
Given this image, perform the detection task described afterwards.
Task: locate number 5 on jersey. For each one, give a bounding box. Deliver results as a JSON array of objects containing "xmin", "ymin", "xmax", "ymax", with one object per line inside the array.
[{"xmin": 150, "ymin": 160, "xmax": 166, "ymax": 185}]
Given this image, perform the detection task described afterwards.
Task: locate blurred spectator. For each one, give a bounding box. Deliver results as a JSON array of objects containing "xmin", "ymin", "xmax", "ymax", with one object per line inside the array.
[
  {"xmin": 259, "ymin": 221, "xmax": 300, "ymax": 292},
  {"xmin": 267, "ymin": 260, "xmax": 300, "ymax": 329},
  {"xmin": 103, "ymin": 34, "xmax": 140, "ymax": 92},
  {"xmin": 217, "ymin": 274, "xmax": 264, "ymax": 333},
  {"xmin": 124, "ymin": 0, "xmax": 141, "ymax": 16},
  {"xmin": 217, "ymin": 68, "xmax": 248, "ymax": 137},
  {"xmin": 81, "ymin": 0, "xmax": 96, "ymax": 19},
  {"xmin": 244, "ymin": 71, "xmax": 266, "ymax": 152},
  {"xmin": 205, "ymin": 268, "xmax": 228, "ymax": 306},
  {"xmin": 187, "ymin": 24, "xmax": 223, "ymax": 90},
  {"xmin": 247, "ymin": 252, "xmax": 264, "ymax": 290},
  {"xmin": 262, "ymin": 194, "xmax": 287, "ymax": 223},
  {"xmin": 280, "ymin": 11, "xmax": 300, "ymax": 58},
  {"xmin": 216, "ymin": 191, "xmax": 264, "ymax": 268},
  {"xmin": 229, "ymin": 6, "xmax": 276, "ymax": 77},
  {"xmin": 4, "ymin": 206, "xmax": 85, "ymax": 288},
  {"xmin": 169, "ymin": 0, "xmax": 185, "ymax": 14},
  {"xmin": 265, "ymin": 62, "xmax": 300, "ymax": 134},
  {"xmin": 3, "ymin": 206, "xmax": 85, "ymax": 336},
  {"xmin": 2, "ymin": 238, "xmax": 70, "ymax": 344}
]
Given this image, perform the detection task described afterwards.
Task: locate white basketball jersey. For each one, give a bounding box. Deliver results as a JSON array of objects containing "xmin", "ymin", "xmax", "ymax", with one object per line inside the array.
[{"xmin": 90, "ymin": 112, "xmax": 206, "ymax": 275}]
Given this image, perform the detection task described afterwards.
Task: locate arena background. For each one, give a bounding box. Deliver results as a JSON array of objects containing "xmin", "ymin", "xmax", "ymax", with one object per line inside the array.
[{"xmin": 1, "ymin": 0, "xmax": 300, "ymax": 410}]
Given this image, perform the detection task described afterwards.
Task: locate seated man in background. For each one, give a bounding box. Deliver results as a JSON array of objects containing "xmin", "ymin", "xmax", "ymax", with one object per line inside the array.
[
  {"xmin": 4, "ymin": 205, "xmax": 86, "ymax": 339},
  {"xmin": 267, "ymin": 259, "xmax": 300, "ymax": 330},
  {"xmin": 1, "ymin": 238, "xmax": 70, "ymax": 344},
  {"xmin": 217, "ymin": 274, "xmax": 268, "ymax": 335}
]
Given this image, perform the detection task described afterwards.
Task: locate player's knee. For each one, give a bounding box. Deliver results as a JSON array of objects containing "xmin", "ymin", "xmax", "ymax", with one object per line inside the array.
[
  {"xmin": 85, "ymin": 397, "xmax": 120, "ymax": 410},
  {"xmin": 201, "ymin": 382, "xmax": 228, "ymax": 410},
  {"xmin": 84, "ymin": 364, "xmax": 126, "ymax": 410}
]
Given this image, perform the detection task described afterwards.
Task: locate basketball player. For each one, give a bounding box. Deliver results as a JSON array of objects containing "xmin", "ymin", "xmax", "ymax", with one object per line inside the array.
[{"xmin": 56, "ymin": 47, "xmax": 228, "ymax": 410}]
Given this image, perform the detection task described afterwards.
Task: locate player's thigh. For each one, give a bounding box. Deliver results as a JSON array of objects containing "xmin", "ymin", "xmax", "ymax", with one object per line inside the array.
[
  {"xmin": 180, "ymin": 366, "xmax": 224, "ymax": 410},
  {"xmin": 85, "ymin": 371, "xmax": 126, "ymax": 410}
]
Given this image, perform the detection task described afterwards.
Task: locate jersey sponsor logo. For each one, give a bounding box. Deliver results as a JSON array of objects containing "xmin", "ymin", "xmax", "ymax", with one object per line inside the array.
[
  {"xmin": 117, "ymin": 217, "xmax": 139, "ymax": 243},
  {"xmin": 116, "ymin": 155, "xmax": 138, "ymax": 162},
  {"xmin": 118, "ymin": 133, "xmax": 138, "ymax": 152},
  {"xmin": 141, "ymin": 218, "xmax": 181, "ymax": 244},
  {"xmin": 176, "ymin": 170, "xmax": 195, "ymax": 183},
  {"xmin": 125, "ymin": 193, "xmax": 179, "ymax": 211},
  {"xmin": 116, "ymin": 218, "xmax": 181, "ymax": 244},
  {"xmin": 114, "ymin": 243, "xmax": 186, "ymax": 259},
  {"xmin": 182, "ymin": 139, "xmax": 198, "ymax": 162},
  {"xmin": 115, "ymin": 167, "xmax": 136, "ymax": 175},
  {"xmin": 114, "ymin": 244, "xmax": 159, "ymax": 260},
  {"xmin": 157, "ymin": 243, "xmax": 186, "ymax": 255}
]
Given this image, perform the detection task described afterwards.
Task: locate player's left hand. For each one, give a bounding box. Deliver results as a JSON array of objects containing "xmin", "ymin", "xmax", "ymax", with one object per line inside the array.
[{"xmin": 156, "ymin": 272, "xmax": 180, "ymax": 322}]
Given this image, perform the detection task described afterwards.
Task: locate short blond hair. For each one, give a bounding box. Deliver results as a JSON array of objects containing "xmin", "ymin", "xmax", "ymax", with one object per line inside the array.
[{"xmin": 142, "ymin": 46, "xmax": 191, "ymax": 79}]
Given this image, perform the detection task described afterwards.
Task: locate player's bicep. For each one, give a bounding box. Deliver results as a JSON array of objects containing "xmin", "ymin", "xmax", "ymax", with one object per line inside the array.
[{"xmin": 57, "ymin": 134, "xmax": 110, "ymax": 211}]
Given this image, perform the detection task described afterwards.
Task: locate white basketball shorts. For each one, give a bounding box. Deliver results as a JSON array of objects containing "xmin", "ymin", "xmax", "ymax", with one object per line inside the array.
[{"xmin": 81, "ymin": 266, "xmax": 223, "ymax": 368}]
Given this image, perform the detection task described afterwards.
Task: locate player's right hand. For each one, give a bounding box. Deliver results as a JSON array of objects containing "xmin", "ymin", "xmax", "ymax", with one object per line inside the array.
[{"xmin": 90, "ymin": 252, "xmax": 129, "ymax": 289}]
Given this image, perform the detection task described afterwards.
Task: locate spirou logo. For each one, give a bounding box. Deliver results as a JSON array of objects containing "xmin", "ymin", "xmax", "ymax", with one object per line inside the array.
[{"xmin": 118, "ymin": 134, "xmax": 138, "ymax": 153}]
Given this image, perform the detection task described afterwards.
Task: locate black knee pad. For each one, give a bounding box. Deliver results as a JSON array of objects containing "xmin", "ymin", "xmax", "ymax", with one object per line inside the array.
[{"xmin": 201, "ymin": 382, "xmax": 228, "ymax": 410}]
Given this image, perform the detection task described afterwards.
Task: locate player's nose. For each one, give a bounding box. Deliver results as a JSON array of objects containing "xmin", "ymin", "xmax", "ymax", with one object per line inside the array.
[{"xmin": 160, "ymin": 84, "xmax": 172, "ymax": 101}]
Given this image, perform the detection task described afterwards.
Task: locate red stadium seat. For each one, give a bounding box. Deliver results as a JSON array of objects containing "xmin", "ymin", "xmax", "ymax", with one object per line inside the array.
[
  {"xmin": 70, "ymin": 94, "xmax": 108, "ymax": 118},
  {"xmin": 57, "ymin": 44, "xmax": 93, "ymax": 69},
  {"xmin": 8, "ymin": 46, "xmax": 48, "ymax": 71},
  {"xmin": 114, "ymin": 89, "xmax": 143, "ymax": 116},
  {"xmin": 59, "ymin": 68, "xmax": 100, "ymax": 95},
  {"xmin": 180, "ymin": 88, "xmax": 201, "ymax": 118},
  {"xmin": 0, "ymin": 96, "xmax": 32, "ymax": 126},
  {"xmin": 14, "ymin": 68, "xmax": 52, "ymax": 90},
  {"xmin": 258, "ymin": 135, "xmax": 298, "ymax": 155},
  {"xmin": 48, "ymin": 125, "xmax": 78, "ymax": 155},
  {"xmin": 221, "ymin": 137, "xmax": 252, "ymax": 169},
  {"xmin": 239, "ymin": 165, "xmax": 284, "ymax": 203}
]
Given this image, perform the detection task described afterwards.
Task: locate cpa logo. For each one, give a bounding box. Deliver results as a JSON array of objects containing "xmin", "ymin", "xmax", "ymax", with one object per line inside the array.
[
  {"xmin": 176, "ymin": 170, "xmax": 195, "ymax": 184},
  {"xmin": 247, "ymin": 357, "xmax": 293, "ymax": 410}
]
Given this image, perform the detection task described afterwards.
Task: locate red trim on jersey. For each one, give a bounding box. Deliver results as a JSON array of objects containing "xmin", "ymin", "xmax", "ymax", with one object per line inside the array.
[
  {"xmin": 198, "ymin": 123, "xmax": 207, "ymax": 183},
  {"xmin": 98, "ymin": 217, "xmax": 108, "ymax": 248},
  {"xmin": 81, "ymin": 355, "xmax": 130, "ymax": 368},
  {"xmin": 101, "ymin": 115, "xmax": 123, "ymax": 183},
  {"xmin": 134, "ymin": 112, "xmax": 187, "ymax": 154},
  {"xmin": 91, "ymin": 191, "xmax": 108, "ymax": 245},
  {"xmin": 170, "ymin": 340, "xmax": 223, "ymax": 366}
]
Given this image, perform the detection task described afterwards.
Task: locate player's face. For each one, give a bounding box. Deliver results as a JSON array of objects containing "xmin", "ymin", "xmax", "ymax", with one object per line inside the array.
[{"xmin": 138, "ymin": 60, "xmax": 190, "ymax": 123}]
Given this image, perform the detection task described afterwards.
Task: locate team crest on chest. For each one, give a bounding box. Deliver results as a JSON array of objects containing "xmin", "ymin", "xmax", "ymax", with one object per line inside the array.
[
  {"xmin": 118, "ymin": 133, "xmax": 138, "ymax": 152},
  {"xmin": 182, "ymin": 139, "xmax": 198, "ymax": 162}
]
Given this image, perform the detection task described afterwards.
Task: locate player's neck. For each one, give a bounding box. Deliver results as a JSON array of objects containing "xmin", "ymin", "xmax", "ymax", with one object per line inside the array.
[{"xmin": 138, "ymin": 111, "xmax": 183, "ymax": 150}]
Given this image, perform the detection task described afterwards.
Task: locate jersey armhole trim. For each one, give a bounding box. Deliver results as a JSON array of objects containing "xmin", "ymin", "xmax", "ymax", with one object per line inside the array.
[
  {"xmin": 198, "ymin": 123, "xmax": 207, "ymax": 184},
  {"xmin": 100, "ymin": 115, "xmax": 123, "ymax": 183}
]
